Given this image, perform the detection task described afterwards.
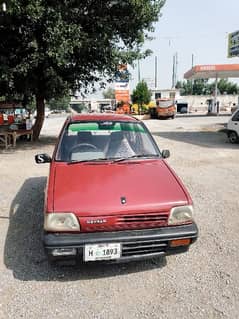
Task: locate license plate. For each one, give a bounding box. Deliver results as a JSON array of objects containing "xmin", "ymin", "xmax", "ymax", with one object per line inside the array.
[{"xmin": 84, "ymin": 243, "xmax": 121, "ymax": 261}]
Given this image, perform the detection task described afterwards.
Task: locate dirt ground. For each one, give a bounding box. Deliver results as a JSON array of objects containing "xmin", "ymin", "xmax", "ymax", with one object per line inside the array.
[{"xmin": 0, "ymin": 114, "xmax": 238, "ymax": 319}]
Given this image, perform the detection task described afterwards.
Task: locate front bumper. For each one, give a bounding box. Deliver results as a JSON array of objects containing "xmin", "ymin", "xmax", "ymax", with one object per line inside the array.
[
  {"xmin": 158, "ymin": 111, "xmax": 175, "ymax": 117},
  {"xmin": 44, "ymin": 223, "xmax": 198, "ymax": 263}
]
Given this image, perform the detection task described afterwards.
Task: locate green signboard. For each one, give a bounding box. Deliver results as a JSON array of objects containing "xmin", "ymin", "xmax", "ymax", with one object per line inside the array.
[{"xmin": 228, "ymin": 30, "xmax": 239, "ymax": 58}]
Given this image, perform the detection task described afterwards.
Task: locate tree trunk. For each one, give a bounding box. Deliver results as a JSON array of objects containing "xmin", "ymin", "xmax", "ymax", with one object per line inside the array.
[
  {"xmin": 139, "ymin": 103, "xmax": 142, "ymax": 115},
  {"xmin": 33, "ymin": 95, "xmax": 45, "ymax": 141}
]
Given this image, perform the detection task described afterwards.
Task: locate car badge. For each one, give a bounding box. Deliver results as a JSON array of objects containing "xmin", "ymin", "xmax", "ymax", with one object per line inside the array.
[
  {"xmin": 86, "ymin": 219, "xmax": 107, "ymax": 224},
  {"xmin": 121, "ymin": 196, "xmax": 126, "ymax": 204}
]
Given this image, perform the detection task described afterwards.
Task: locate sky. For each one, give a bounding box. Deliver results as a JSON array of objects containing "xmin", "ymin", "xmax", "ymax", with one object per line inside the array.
[{"xmin": 91, "ymin": 0, "xmax": 239, "ymax": 98}]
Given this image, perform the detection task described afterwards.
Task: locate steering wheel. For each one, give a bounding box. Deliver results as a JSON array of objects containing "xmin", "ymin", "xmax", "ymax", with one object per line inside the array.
[{"xmin": 70, "ymin": 143, "xmax": 99, "ymax": 154}]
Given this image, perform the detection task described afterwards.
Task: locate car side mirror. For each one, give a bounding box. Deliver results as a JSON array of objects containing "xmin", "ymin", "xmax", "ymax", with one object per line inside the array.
[
  {"xmin": 162, "ymin": 150, "xmax": 170, "ymax": 159},
  {"xmin": 35, "ymin": 153, "xmax": 52, "ymax": 164}
]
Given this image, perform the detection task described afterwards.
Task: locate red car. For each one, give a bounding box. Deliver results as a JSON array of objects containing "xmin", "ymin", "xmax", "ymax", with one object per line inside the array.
[{"xmin": 35, "ymin": 114, "xmax": 198, "ymax": 265}]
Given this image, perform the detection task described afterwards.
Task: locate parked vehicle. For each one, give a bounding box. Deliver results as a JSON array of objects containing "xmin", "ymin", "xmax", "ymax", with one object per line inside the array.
[
  {"xmin": 231, "ymin": 103, "xmax": 238, "ymax": 115},
  {"xmin": 149, "ymin": 98, "xmax": 176, "ymax": 119},
  {"xmin": 35, "ymin": 114, "xmax": 198, "ymax": 265},
  {"xmin": 227, "ymin": 108, "xmax": 239, "ymax": 143}
]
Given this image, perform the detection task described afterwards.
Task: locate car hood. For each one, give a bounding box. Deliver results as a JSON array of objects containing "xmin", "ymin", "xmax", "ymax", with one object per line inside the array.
[{"xmin": 53, "ymin": 160, "xmax": 189, "ymax": 215}]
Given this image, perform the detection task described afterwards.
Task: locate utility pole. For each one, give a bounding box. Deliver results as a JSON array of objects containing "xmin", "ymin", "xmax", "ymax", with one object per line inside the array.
[
  {"xmin": 155, "ymin": 56, "xmax": 158, "ymax": 89},
  {"xmin": 175, "ymin": 52, "xmax": 178, "ymax": 87},
  {"xmin": 172, "ymin": 53, "xmax": 178, "ymax": 88},
  {"xmin": 172, "ymin": 55, "xmax": 175, "ymax": 88},
  {"xmin": 137, "ymin": 60, "xmax": 141, "ymax": 83},
  {"xmin": 191, "ymin": 54, "xmax": 194, "ymax": 95}
]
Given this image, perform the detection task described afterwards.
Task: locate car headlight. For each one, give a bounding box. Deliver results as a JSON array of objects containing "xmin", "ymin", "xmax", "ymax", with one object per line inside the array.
[
  {"xmin": 44, "ymin": 213, "xmax": 80, "ymax": 231},
  {"xmin": 168, "ymin": 205, "xmax": 193, "ymax": 225}
]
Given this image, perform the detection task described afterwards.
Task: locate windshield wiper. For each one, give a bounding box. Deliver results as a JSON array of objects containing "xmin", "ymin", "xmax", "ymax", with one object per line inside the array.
[
  {"xmin": 67, "ymin": 158, "xmax": 109, "ymax": 165},
  {"xmin": 67, "ymin": 154, "xmax": 160, "ymax": 164},
  {"xmin": 112, "ymin": 154, "xmax": 160, "ymax": 162}
]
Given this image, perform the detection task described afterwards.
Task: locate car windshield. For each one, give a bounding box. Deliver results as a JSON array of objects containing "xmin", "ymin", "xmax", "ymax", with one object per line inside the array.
[
  {"xmin": 156, "ymin": 100, "xmax": 174, "ymax": 108},
  {"xmin": 55, "ymin": 120, "xmax": 160, "ymax": 162}
]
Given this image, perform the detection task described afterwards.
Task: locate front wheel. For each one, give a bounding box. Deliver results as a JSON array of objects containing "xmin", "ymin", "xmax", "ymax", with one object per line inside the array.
[{"xmin": 228, "ymin": 131, "xmax": 239, "ymax": 144}]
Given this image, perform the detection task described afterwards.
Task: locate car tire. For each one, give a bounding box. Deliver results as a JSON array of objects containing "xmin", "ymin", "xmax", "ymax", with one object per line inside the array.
[{"xmin": 228, "ymin": 131, "xmax": 239, "ymax": 144}]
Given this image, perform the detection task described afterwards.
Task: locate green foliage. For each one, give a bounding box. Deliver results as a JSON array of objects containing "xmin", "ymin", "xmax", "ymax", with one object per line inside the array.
[
  {"xmin": 70, "ymin": 103, "xmax": 89, "ymax": 114},
  {"xmin": 131, "ymin": 80, "xmax": 151, "ymax": 114},
  {"xmin": 176, "ymin": 79, "xmax": 239, "ymax": 96},
  {"xmin": 141, "ymin": 104, "xmax": 149, "ymax": 114},
  {"xmin": 175, "ymin": 80, "xmax": 192, "ymax": 95},
  {"xmin": 25, "ymin": 96, "xmax": 36, "ymax": 113},
  {"xmin": 0, "ymin": 0, "xmax": 165, "ymax": 138},
  {"xmin": 0, "ymin": 0, "xmax": 165, "ymax": 137},
  {"xmin": 47, "ymin": 95, "xmax": 70, "ymax": 111},
  {"xmin": 0, "ymin": 0, "xmax": 165, "ymax": 99},
  {"xmin": 102, "ymin": 87, "xmax": 115, "ymax": 99},
  {"xmin": 211, "ymin": 79, "xmax": 239, "ymax": 95}
]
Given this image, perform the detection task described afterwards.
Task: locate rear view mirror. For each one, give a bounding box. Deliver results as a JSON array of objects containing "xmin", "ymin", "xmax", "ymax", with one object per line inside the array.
[
  {"xmin": 35, "ymin": 153, "xmax": 52, "ymax": 164},
  {"xmin": 162, "ymin": 150, "xmax": 170, "ymax": 159}
]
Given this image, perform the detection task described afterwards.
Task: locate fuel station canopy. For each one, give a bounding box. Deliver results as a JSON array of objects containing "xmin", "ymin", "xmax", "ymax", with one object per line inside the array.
[
  {"xmin": 184, "ymin": 64, "xmax": 239, "ymax": 80},
  {"xmin": 184, "ymin": 64, "xmax": 239, "ymax": 114}
]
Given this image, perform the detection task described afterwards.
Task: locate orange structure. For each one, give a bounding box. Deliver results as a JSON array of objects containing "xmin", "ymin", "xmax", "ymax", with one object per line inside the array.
[
  {"xmin": 184, "ymin": 64, "xmax": 239, "ymax": 79},
  {"xmin": 114, "ymin": 64, "xmax": 131, "ymax": 114}
]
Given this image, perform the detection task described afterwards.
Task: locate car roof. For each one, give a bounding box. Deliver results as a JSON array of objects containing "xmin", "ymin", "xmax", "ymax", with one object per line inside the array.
[{"xmin": 69, "ymin": 113, "xmax": 139, "ymax": 123}]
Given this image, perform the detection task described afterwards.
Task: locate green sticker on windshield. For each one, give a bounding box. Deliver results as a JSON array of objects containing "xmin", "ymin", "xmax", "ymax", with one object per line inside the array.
[
  {"xmin": 69, "ymin": 123, "xmax": 99, "ymax": 131},
  {"xmin": 68, "ymin": 122, "xmax": 146, "ymax": 133}
]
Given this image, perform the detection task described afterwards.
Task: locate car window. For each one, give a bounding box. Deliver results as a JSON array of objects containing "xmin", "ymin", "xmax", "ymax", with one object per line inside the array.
[
  {"xmin": 156, "ymin": 99, "xmax": 174, "ymax": 108},
  {"xmin": 232, "ymin": 110, "xmax": 239, "ymax": 121},
  {"xmin": 55, "ymin": 121, "xmax": 160, "ymax": 161}
]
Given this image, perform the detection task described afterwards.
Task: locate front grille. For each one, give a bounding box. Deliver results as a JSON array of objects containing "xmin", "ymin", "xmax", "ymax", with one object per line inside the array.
[
  {"xmin": 122, "ymin": 238, "xmax": 168, "ymax": 257},
  {"xmin": 81, "ymin": 212, "xmax": 169, "ymax": 232},
  {"xmin": 116, "ymin": 213, "xmax": 168, "ymax": 227}
]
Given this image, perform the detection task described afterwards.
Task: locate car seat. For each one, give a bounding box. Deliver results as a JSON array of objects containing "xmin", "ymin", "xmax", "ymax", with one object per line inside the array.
[
  {"xmin": 77, "ymin": 131, "xmax": 93, "ymax": 144},
  {"xmin": 106, "ymin": 131, "xmax": 135, "ymax": 158}
]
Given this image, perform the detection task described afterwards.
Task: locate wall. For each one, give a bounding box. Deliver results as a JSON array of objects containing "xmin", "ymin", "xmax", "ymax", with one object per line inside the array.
[{"xmin": 177, "ymin": 95, "xmax": 239, "ymax": 112}]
